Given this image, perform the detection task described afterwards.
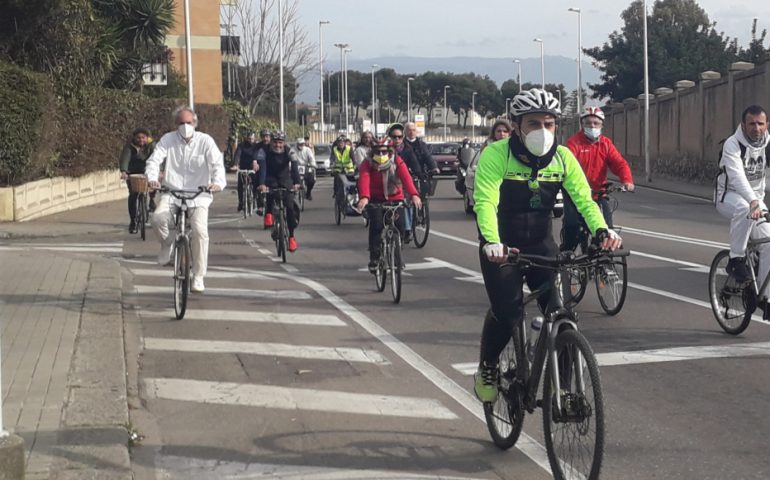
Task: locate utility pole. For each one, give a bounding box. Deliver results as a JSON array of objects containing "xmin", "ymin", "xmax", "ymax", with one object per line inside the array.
[{"xmin": 318, "ymin": 20, "xmax": 330, "ymax": 143}]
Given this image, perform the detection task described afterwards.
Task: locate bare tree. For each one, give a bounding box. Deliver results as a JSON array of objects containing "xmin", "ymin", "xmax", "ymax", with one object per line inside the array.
[{"xmin": 232, "ymin": 0, "xmax": 316, "ymax": 115}]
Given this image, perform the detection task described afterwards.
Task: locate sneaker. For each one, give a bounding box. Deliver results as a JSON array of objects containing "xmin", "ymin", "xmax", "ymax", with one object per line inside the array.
[
  {"xmin": 288, "ymin": 237, "xmax": 298, "ymax": 252},
  {"xmin": 727, "ymin": 257, "xmax": 751, "ymax": 284},
  {"xmin": 368, "ymin": 260, "xmax": 378, "ymax": 273},
  {"xmin": 264, "ymin": 213, "xmax": 273, "ymax": 229},
  {"xmin": 473, "ymin": 362, "xmax": 499, "ymax": 403},
  {"xmin": 157, "ymin": 238, "xmax": 174, "ymax": 266},
  {"xmin": 191, "ymin": 276, "xmax": 205, "ymax": 293},
  {"xmin": 128, "ymin": 221, "xmax": 137, "ymax": 234}
]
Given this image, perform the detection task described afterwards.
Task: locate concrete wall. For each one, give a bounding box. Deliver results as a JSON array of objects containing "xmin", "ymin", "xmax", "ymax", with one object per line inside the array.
[{"xmin": 0, "ymin": 169, "xmax": 126, "ymax": 222}]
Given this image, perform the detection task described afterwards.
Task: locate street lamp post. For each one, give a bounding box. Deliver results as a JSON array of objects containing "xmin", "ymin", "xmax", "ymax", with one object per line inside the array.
[
  {"xmin": 371, "ymin": 64, "xmax": 379, "ymax": 136},
  {"xmin": 643, "ymin": 0, "xmax": 651, "ymax": 181},
  {"xmin": 278, "ymin": 0, "xmax": 285, "ymax": 131},
  {"xmin": 183, "ymin": 0, "xmax": 194, "ymax": 108},
  {"xmin": 443, "ymin": 85, "xmax": 450, "ymax": 142},
  {"xmin": 505, "ymin": 97, "xmax": 511, "ymax": 118},
  {"xmin": 318, "ymin": 20, "xmax": 330, "ymax": 143},
  {"xmin": 407, "ymin": 77, "xmax": 415, "ymax": 123},
  {"xmin": 513, "ymin": 59, "xmax": 522, "ymax": 92},
  {"xmin": 533, "ymin": 38, "xmax": 545, "ymax": 89},
  {"xmin": 333, "ymin": 43, "xmax": 349, "ymax": 134},
  {"xmin": 568, "ymin": 7, "xmax": 583, "ymax": 114},
  {"xmin": 471, "ymin": 91, "xmax": 478, "ymax": 140},
  {"xmin": 344, "ymin": 47, "xmax": 352, "ymax": 133}
]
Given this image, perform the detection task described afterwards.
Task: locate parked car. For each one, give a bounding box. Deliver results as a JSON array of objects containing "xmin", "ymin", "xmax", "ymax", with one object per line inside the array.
[
  {"xmin": 313, "ymin": 144, "xmax": 332, "ymax": 175},
  {"xmin": 462, "ymin": 151, "xmax": 563, "ymax": 217},
  {"xmin": 429, "ymin": 142, "xmax": 460, "ymax": 175}
]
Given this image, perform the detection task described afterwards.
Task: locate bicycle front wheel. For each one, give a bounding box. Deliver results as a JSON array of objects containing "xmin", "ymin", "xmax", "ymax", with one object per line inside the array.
[
  {"xmin": 137, "ymin": 195, "xmax": 147, "ymax": 241},
  {"xmin": 483, "ymin": 314, "xmax": 525, "ymax": 450},
  {"xmin": 334, "ymin": 198, "xmax": 342, "ymax": 225},
  {"xmin": 389, "ymin": 231, "xmax": 402, "ymax": 303},
  {"xmin": 543, "ymin": 327, "xmax": 604, "ymax": 480},
  {"xmin": 595, "ymin": 256, "xmax": 628, "ymax": 315},
  {"xmin": 709, "ymin": 249, "xmax": 754, "ymax": 335},
  {"xmin": 375, "ymin": 240, "xmax": 387, "ymax": 292},
  {"xmin": 564, "ymin": 266, "xmax": 588, "ymax": 308},
  {"xmin": 412, "ymin": 201, "xmax": 430, "ymax": 248},
  {"xmin": 280, "ymin": 210, "xmax": 288, "ymax": 263},
  {"xmin": 173, "ymin": 239, "xmax": 191, "ymax": 320}
]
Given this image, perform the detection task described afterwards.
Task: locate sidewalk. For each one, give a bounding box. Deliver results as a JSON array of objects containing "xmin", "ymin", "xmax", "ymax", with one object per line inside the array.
[
  {"xmin": 0, "ymin": 201, "xmax": 125, "ymax": 239},
  {"xmin": 0, "ymin": 248, "xmax": 130, "ymax": 479}
]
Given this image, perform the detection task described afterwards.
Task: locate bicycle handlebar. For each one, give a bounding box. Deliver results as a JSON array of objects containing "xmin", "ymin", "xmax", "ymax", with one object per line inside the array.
[
  {"xmin": 158, "ymin": 186, "xmax": 210, "ymax": 200},
  {"xmin": 505, "ymin": 245, "xmax": 630, "ymax": 269}
]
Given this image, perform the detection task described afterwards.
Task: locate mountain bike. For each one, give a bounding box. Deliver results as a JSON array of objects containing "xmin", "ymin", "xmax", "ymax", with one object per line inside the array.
[
  {"xmin": 709, "ymin": 213, "xmax": 770, "ymax": 335},
  {"xmin": 368, "ymin": 202, "xmax": 405, "ymax": 303},
  {"xmin": 129, "ymin": 174, "xmax": 151, "ymax": 241},
  {"xmin": 159, "ymin": 186, "xmax": 209, "ymax": 320},
  {"xmin": 238, "ymin": 170, "xmax": 255, "ymax": 218},
  {"xmin": 563, "ymin": 182, "xmax": 630, "ymax": 315},
  {"xmin": 264, "ymin": 187, "xmax": 291, "ymax": 263},
  {"xmin": 483, "ymin": 247, "xmax": 627, "ymax": 480},
  {"xmin": 410, "ymin": 172, "xmax": 435, "ymax": 249}
]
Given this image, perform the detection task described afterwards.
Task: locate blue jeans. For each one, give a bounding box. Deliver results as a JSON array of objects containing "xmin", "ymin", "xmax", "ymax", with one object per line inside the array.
[{"xmin": 404, "ymin": 204, "xmax": 413, "ymax": 232}]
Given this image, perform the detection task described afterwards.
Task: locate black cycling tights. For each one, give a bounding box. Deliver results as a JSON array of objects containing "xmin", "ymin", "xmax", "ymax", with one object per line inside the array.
[{"xmin": 478, "ymin": 238, "xmax": 558, "ymax": 366}]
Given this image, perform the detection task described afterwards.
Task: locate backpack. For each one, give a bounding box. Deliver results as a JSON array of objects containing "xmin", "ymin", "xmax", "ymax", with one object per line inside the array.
[{"xmin": 713, "ymin": 137, "xmax": 747, "ymax": 205}]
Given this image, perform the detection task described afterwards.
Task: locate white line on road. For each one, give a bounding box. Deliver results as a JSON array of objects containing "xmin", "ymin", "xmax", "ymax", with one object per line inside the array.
[
  {"xmin": 0, "ymin": 246, "xmax": 122, "ymax": 253},
  {"xmin": 139, "ymin": 309, "xmax": 346, "ymax": 326},
  {"xmin": 129, "ymin": 269, "xmax": 271, "ymax": 280},
  {"xmin": 617, "ymin": 225, "xmax": 728, "ymax": 249},
  {"xmin": 144, "ymin": 338, "xmax": 390, "ymax": 364},
  {"xmin": 133, "ymin": 285, "xmax": 312, "ymax": 300},
  {"xmin": 143, "ymin": 378, "xmax": 458, "ymax": 420}
]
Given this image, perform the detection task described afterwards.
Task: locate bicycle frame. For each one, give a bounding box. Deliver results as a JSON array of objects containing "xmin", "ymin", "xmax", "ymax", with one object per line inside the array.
[{"xmin": 744, "ymin": 236, "xmax": 770, "ymax": 297}]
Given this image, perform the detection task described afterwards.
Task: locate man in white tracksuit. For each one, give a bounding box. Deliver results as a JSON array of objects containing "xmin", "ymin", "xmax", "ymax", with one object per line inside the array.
[{"xmin": 715, "ymin": 105, "xmax": 770, "ymax": 316}]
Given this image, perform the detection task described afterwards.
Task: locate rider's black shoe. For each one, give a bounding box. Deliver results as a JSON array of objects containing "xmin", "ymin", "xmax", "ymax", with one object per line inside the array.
[
  {"xmin": 128, "ymin": 220, "xmax": 137, "ymax": 234},
  {"xmin": 727, "ymin": 257, "xmax": 751, "ymax": 285},
  {"xmin": 404, "ymin": 231, "xmax": 412, "ymax": 244}
]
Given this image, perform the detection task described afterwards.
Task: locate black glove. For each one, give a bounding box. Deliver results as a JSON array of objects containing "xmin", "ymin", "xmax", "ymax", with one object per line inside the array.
[{"xmin": 593, "ymin": 228, "xmax": 609, "ymax": 245}]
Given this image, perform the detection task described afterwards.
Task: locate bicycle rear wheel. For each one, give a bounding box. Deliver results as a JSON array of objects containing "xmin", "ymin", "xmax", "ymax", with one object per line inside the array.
[
  {"xmin": 280, "ymin": 209, "xmax": 288, "ymax": 263},
  {"xmin": 298, "ymin": 186, "xmax": 305, "ymax": 212},
  {"xmin": 334, "ymin": 196, "xmax": 342, "ymax": 225},
  {"xmin": 173, "ymin": 239, "xmax": 191, "ymax": 320},
  {"xmin": 564, "ymin": 266, "xmax": 588, "ymax": 308},
  {"xmin": 709, "ymin": 249, "xmax": 754, "ymax": 335},
  {"xmin": 483, "ymin": 314, "xmax": 525, "ymax": 450},
  {"xmin": 543, "ymin": 327, "xmax": 604, "ymax": 480},
  {"xmin": 375, "ymin": 240, "xmax": 387, "ymax": 292},
  {"xmin": 246, "ymin": 186, "xmax": 254, "ymax": 217},
  {"xmin": 595, "ymin": 256, "xmax": 628, "ymax": 315},
  {"xmin": 412, "ymin": 201, "xmax": 430, "ymax": 248},
  {"xmin": 389, "ymin": 231, "xmax": 402, "ymax": 303}
]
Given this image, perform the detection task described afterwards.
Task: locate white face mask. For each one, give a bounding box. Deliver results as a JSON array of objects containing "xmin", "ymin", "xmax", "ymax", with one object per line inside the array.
[
  {"xmin": 178, "ymin": 123, "xmax": 195, "ymax": 139},
  {"xmin": 522, "ymin": 128, "xmax": 555, "ymax": 157},
  {"xmin": 583, "ymin": 127, "xmax": 602, "ymax": 140}
]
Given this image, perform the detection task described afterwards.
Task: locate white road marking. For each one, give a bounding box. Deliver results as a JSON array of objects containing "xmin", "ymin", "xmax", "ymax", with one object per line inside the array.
[
  {"xmin": 281, "ymin": 263, "xmax": 299, "ymax": 273},
  {"xmin": 452, "ymin": 341, "xmax": 770, "ymax": 373},
  {"xmin": 430, "ymin": 229, "xmax": 478, "ymax": 247},
  {"xmin": 0, "ymin": 246, "xmax": 122, "ymax": 253},
  {"xmin": 143, "ymin": 378, "xmax": 458, "ymax": 420},
  {"xmin": 130, "ymin": 268, "xmax": 270, "ymax": 280},
  {"xmin": 617, "ymin": 225, "xmax": 728, "ymax": 249},
  {"xmin": 144, "ymin": 338, "xmax": 389, "ymax": 364},
  {"xmin": 120, "ymin": 258, "xmax": 159, "ymax": 266},
  {"xmin": 258, "ymin": 248, "xmax": 272, "ymax": 256},
  {"xmin": 133, "ymin": 285, "xmax": 312, "ymax": 300},
  {"xmin": 139, "ymin": 309, "xmax": 346, "ymax": 326},
  {"xmin": 156, "ymin": 456, "xmax": 486, "ymax": 480}
]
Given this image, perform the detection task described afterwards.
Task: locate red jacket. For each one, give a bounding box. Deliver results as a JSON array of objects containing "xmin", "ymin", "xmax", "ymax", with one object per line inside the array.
[
  {"xmin": 566, "ymin": 131, "xmax": 633, "ymax": 194},
  {"xmin": 358, "ymin": 155, "xmax": 419, "ymax": 202}
]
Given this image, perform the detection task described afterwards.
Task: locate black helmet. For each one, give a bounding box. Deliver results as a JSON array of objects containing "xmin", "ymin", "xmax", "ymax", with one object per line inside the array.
[
  {"xmin": 271, "ymin": 130, "xmax": 286, "ymax": 141},
  {"xmin": 259, "ymin": 128, "xmax": 270, "ymax": 137}
]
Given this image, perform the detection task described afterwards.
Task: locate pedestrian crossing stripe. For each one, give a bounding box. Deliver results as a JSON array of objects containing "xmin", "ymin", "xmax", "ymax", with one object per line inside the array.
[
  {"xmin": 143, "ymin": 378, "xmax": 458, "ymax": 420},
  {"xmin": 139, "ymin": 309, "xmax": 346, "ymax": 326},
  {"xmin": 133, "ymin": 285, "xmax": 312, "ymax": 300}
]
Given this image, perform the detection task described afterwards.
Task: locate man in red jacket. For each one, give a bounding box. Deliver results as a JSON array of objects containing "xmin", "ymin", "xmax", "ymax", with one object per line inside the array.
[
  {"xmin": 562, "ymin": 106, "xmax": 635, "ymax": 251},
  {"xmin": 357, "ymin": 138, "xmax": 422, "ymax": 272}
]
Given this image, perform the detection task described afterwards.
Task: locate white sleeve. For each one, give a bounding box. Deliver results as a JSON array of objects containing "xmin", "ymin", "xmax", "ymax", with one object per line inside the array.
[
  {"xmin": 721, "ymin": 137, "xmax": 757, "ymax": 203},
  {"xmin": 145, "ymin": 135, "xmax": 168, "ymax": 182},
  {"xmin": 207, "ymin": 137, "xmax": 227, "ymax": 190}
]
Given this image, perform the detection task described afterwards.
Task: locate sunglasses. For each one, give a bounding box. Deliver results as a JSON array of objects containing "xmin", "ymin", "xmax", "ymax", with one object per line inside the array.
[
  {"xmin": 374, "ymin": 150, "xmax": 389, "ymax": 155},
  {"xmin": 390, "ymin": 135, "xmax": 403, "ymax": 139},
  {"xmin": 528, "ymin": 178, "xmax": 542, "ymax": 209}
]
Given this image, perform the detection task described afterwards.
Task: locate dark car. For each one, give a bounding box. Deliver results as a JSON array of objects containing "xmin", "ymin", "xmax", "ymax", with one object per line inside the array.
[
  {"xmin": 429, "ymin": 142, "xmax": 460, "ymax": 175},
  {"xmin": 313, "ymin": 144, "xmax": 332, "ymax": 175}
]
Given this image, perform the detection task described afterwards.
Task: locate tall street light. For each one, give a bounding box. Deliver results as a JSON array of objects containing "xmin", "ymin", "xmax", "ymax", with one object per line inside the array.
[
  {"xmin": 643, "ymin": 0, "xmax": 651, "ymax": 181},
  {"xmin": 318, "ymin": 20, "xmax": 330, "ymax": 143},
  {"xmin": 443, "ymin": 85, "xmax": 450, "ymax": 142},
  {"xmin": 513, "ymin": 59, "xmax": 522, "ymax": 92},
  {"xmin": 333, "ymin": 43, "xmax": 349, "ymax": 133},
  {"xmin": 183, "ymin": 0, "xmax": 194, "ymax": 108},
  {"xmin": 344, "ymin": 47, "xmax": 352, "ymax": 133},
  {"xmin": 278, "ymin": 0, "xmax": 285, "ymax": 131},
  {"xmin": 406, "ymin": 77, "xmax": 415, "ymax": 123},
  {"xmin": 505, "ymin": 97, "xmax": 511, "ymax": 118},
  {"xmin": 568, "ymin": 7, "xmax": 583, "ymax": 114},
  {"xmin": 533, "ymin": 38, "xmax": 545, "ymax": 89},
  {"xmin": 371, "ymin": 64, "xmax": 379, "ymax": 136},
  {"xmin": 471, "ymin": 91, "xmax": 478, "ymax": 140}
]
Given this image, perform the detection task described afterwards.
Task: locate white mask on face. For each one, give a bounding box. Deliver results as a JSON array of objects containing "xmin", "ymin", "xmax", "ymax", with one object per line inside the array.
[
  {"xmin": 584, "ymin": 127, "xmax": 602, "ymax": 140},
  {"xmin": 178, "ymin": 123, "xmax": 195, "ymax": 139},
  {"xmin": 522, "ymin": 128, "xmax": 555, "ymax": 157}
]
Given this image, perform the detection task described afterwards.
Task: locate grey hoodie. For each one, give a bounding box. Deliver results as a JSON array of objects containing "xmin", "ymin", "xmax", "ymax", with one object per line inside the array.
[{"xmin": 716, "ymin": 124, "xmax": 770, "ymax": 203}]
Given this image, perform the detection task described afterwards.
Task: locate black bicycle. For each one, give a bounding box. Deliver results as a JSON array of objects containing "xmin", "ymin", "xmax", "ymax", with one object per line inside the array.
[
  {"xmin": 483, "ymin": 247, "xmax": 627, "ymax": 480},
  {"xmin": 129, "ymin": 174, "xmax": 151, "ymax": 241},
  {"xmin": 410, "ymin": 172, "xmax": 435, "ymax": 249},
  {"xmin": 159, "ymin": 186, "xmax": 209, "ymax": 320},
  {"xmin": 264, "ymin": 187, "xmax": 291, "ymax": 263},
  {"xmin": 334, "ymin": 172, "xmax": 359, "ymax": 225},
  {"xmin": 238, "ymin": 170, "xmax": 255, "ymax": 218},
  {"xmin": 563, "ymin": 182, "xmax": 630, "ymax": 315},
  {"xmin": 368, "ymin": 202, "xmax": 404, "ymax": 303}
]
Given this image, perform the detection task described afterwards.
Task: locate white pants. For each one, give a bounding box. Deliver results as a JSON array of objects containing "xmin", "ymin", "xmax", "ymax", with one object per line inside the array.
[
  {"xmin": 153, "ymin": 194, "xmax": 210, "ymax": 278},
  {"xmin": 716, "ymin": 191, "xmax": 770, "ymax": 298}
]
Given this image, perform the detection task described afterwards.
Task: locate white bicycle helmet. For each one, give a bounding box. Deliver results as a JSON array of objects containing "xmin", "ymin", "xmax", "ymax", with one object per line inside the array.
[
  {"xmin": 580, "ymin": 106, "xmax": 605, "ymax": 121},
  {"xmin": 510, "ymin": 88, "xmax": 561, "ymax": 118}
]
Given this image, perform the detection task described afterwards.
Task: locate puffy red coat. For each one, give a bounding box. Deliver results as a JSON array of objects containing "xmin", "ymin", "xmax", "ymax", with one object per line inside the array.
[{"xmin": 566, "ymin": 131, "xmax": 633, "ymax": 194}]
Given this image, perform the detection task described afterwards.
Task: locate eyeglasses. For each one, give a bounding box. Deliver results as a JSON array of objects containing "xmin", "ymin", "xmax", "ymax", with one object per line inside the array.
[
  {"xmin": 390, "ymin": 135, "xmax": 403, "ymax": 139},
  {"xmin": 528, "ymin": 178, "xmax": 542, "ymax": 209},
  {"xmin": 495, "ymin": 129, "xmax": 509, "ymax": 134},
  {"xmin": 374, "ymin": 150, "xmax": 389, "ymax": 155}
]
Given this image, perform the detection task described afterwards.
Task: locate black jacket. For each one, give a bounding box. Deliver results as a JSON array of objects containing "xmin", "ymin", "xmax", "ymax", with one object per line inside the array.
[
  {"xmin": 234, "ymin": 141, "xmax": 261, "ymax": 170},
  {"xmin": 257, "ymin": 147, "xmax": 300, "ymax": 188},
  {"xmin": 404, "ymin": 138, "xmax": 437, "ymax": 173}
]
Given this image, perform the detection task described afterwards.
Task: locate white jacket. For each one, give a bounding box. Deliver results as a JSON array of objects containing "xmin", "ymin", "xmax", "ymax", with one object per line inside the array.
[{"xmin": 716, "ymin": 124, "xmax": 770, "ymax": 204}]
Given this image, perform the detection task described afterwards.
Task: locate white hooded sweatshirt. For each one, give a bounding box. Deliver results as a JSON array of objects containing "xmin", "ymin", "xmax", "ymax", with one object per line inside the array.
[{"xmin": 716, "ymin": 124, "xmax": 770, "ymax": 204}]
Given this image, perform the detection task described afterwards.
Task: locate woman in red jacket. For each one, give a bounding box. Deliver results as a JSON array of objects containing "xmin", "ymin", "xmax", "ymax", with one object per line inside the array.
[{"xmin": 357, "ymin": 138, "xmax": 422, "ymax": 272}]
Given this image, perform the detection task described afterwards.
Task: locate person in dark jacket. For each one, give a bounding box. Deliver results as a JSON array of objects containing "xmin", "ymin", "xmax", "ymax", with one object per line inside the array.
[
  {"xmin": 119, "ymin": 128, "xmax": 155, "ymax": 233},
  {"xmin": 234, "ymin": 132, "xmax": 260, "ymax": 211},
  {"xmin": 257, "ymin": 130, "xmax": 302, "ymax": 252}
]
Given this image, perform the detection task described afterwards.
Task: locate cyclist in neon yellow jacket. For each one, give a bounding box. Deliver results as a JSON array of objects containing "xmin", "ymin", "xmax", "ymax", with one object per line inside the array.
[{"xmin": 472, "ymin": 89, "xmax": 622, "ymax": 403}]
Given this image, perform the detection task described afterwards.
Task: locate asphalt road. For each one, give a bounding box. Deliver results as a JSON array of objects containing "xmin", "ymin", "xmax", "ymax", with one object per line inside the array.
[{"xmin": 9, "ymin": 173, "xmax": 770, "ymax": 479}]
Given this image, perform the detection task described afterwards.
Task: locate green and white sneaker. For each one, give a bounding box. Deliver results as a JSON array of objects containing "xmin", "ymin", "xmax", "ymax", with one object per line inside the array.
[{"xmin": 474, "ymin": 362, "xmax": 499, "ymax": 403}]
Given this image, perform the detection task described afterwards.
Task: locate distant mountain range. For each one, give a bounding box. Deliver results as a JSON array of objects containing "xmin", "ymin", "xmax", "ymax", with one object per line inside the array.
[{"xmin": 297, "ymin": 55, "xmax": 602, "ymax": 103}]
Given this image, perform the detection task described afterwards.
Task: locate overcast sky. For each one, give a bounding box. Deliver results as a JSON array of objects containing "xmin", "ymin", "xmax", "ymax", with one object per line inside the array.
[{"xmin": 295, "ymin": 0, "xmax": 770, "ymax": 61}]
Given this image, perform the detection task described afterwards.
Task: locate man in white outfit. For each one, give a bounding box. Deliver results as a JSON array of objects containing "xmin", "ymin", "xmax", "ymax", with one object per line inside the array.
[
  {"xmin": 146, "ymin": 106, "xmax": 227, "ymax": 293},
  {"xmin": 715, "ymin": 105, "xmax": 770, "ymax": 316}
]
